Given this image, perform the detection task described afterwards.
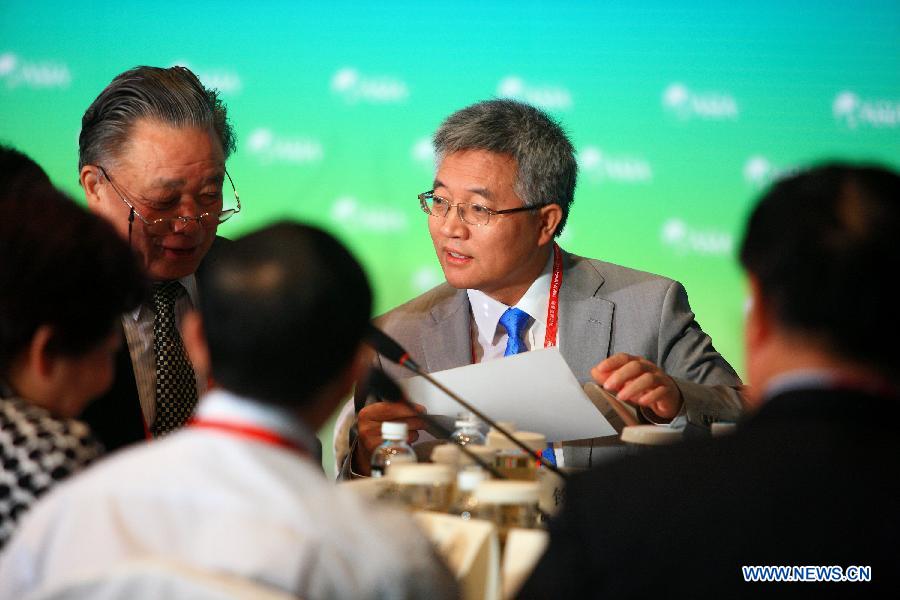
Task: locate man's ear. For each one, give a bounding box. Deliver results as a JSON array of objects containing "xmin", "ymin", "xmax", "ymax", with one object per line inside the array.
[
  {"xmin": 537, "ymin": 203, "xmax": 563, "ymax": 245},
  {"xmin": 745, "ymin": 275, "xmax": 771, "ymax": 351},
  {"xmin": 349, "ymin": 344, "xmax": 375, "ymax": 388},
  {"xmin": 181, "ymin": 310, "xmax": 210, "ymax": 383},
  {"xmin": 80, "ymin": 166, "xmax": 103, "ymax": 207}
]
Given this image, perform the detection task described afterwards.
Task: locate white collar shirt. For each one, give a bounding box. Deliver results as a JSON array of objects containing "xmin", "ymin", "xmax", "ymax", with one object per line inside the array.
[
  {"xmin": 0, "ymin": 389, "xmax": 457, "ymax": 600},
  {"xmin": 465, "ymin": 252, "xmax": 565, "ymax": 465},
  {"xmin": 467, "ymin": 250, "xmax": 556, "ymax": 363}
]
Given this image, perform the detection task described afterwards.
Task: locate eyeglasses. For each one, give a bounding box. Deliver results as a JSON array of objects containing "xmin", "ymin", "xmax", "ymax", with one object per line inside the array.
[
  {"xmin": 418, "ymin": 190, "xmax": 537, "ymax": 226},
  {"xmin": 96, "ymin": 165, "xmax": 241, "ymax": 241}
]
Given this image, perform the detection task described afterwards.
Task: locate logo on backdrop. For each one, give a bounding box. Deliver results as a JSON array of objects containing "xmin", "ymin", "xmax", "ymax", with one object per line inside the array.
[
  {"xmin": 660, "ymin": 218, "xmax": 733, "ymax": 257},
  {"xmin": 331, "ymin": 67, "xmax": 409, "ymax": 104},
  {"xmin": 743, "ymin": 155, "xmax": 800, "ymax": 188},
  {"xmin": 496, "ymin": 76, "xmax": 572, "ymax": 110},
  {"xmin": 411, "ymin": 137, "xmax": 435, "ymax": 168},
  {"xmin": 662, "ymin": 83, "xmax": 738, "ymax": 120},
  {"xmin": 247, "ymin": 128, "xmax": 323, "ymax": 164},
  {"xmin": 832, "ymin": 91, "xmax": 900, "ymax": 129},
  {"xmin": 0, "ymin": 52, "xmax": 70, "ymax": 89},
  {"xmin": 330, "ymin": 196, "xmax": 408, "ymax": 233},
  {"xmin": 578, "ymin": 146, "xmax": 652, "ymax": 183},
  {"xmin": 171, "ymin": 60, "xmax": 242, "ymax": 94}
]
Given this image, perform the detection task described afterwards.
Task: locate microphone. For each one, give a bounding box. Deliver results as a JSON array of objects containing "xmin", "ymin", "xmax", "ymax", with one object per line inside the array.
[
  {"xmin": 363, "ymin": 366, "xmax": 504, "ymax": 479},
  {"xmin": 366, "ymin": 324, "xmax": 421, "ymax": 371},
  {"xmin": 365, "ymin": 324, "xmax": 568, "ymax": 480}
]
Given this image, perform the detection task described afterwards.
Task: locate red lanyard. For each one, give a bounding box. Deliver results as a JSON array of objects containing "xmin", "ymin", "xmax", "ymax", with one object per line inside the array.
[
  {"xmin": 472, "ymin": 243, "xmax": 563, "ymax": 361},
  {"xmin": 187, "ymin": 417, "xmax": 308, "ymax": 456},
  {"xmin": 543, "ymin": 242, "xmax": 563, "ymax": 349}
]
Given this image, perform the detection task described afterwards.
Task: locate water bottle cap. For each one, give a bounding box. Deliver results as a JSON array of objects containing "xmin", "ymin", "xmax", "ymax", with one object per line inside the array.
[
  {"xmin": 381, "ymin": 421, "xmax": 408, "ymax": 440},
  {"xmin": 457, "ymin": 467, "xmax": 488, "ymax": 491}
]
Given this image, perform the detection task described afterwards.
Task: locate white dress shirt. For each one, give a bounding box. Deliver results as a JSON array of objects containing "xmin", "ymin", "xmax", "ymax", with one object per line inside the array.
[
  {"xmin": 466, "ymin": 251, "xmax": 567, "ymax": 464},
  {"xmin": 0, "ymin": 390, "xmax": 457, "ymax": 600},
  {"xmin": 121, "ymin": 274, "xmax": 206, "ymax": 428},
  {"xmin": 467, "ymin": 250, "xmax": 557, "ymax": 362}
]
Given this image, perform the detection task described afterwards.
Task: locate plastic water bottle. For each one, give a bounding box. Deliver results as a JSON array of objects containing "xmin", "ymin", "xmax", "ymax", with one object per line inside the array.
[
  {"xmin": 450, "ymin": 413, "xmax": 486, "ymax": 446},
  {"xmin": 370, "ymin": 421, "xmax": 416, "ymax": 478},
  {"xmin": 452, "ymin": 467, "xmax": 488, "ymax": 520}
]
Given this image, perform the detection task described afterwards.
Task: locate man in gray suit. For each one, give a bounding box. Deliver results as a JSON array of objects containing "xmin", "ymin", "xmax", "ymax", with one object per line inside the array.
[{"xmin": 345, "ymin": 99, "xmax": 743, "ymax": 476}]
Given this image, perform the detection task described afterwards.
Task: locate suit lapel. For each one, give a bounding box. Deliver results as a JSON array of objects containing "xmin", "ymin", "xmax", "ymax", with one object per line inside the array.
[
  {"xmin": 421, "ymin": 288, "xmax": 473, "ymax": 373},
  {"xmin": 558, "ymin": 252, "xmax": 615, "ymax": 382},
  {"xmin": 417, "ymin": 253, "xmax": 615, "ymax": 381}
]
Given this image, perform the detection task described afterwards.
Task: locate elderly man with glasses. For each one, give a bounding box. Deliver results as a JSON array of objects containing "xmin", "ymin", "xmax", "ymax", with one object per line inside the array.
[
  {"xmin": 78, "ymin": 66, "xmax": 241, "ymax": 451},
  {"xmin": 341, "ymin": 99, "xmax": 745, "ymax": 477}
]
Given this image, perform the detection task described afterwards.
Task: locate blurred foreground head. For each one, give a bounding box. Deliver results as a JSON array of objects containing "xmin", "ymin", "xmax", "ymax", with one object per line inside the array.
[
  {"xmin": 0, "ymin": 144, "xmax": 51, "ymax": 198},
  {"xmin": 0, "ymin": 176, "xmax": 146, "ymax": 415},
  {"xmin": 740, "ymin": 163, "xmax": 900, "ymax": 395},
  {"xmin": 194, "ymin": 222, "xmax": 372, "ymax": 418}
]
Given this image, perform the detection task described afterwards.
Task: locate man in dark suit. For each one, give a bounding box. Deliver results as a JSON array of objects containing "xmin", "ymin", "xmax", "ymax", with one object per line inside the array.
[
  {"xmin": 77, "ymin": 66, "xmax": 241, "ymax": 451},
  {"xmin": 519, "ymin": 164, "xmax": 900, "ymax": 598}
]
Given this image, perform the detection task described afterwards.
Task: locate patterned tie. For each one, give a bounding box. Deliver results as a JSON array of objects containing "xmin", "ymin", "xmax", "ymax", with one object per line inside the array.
[
  {"xmin": 497, "ymin": 307, "xmax": 557, "ymax": 466},
  {"xmin": 151, "ymin": 281, "xmax": 198, "ymax": 437}
]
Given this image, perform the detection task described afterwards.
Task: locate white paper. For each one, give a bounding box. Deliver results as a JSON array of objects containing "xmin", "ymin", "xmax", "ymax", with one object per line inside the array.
[{"xmin": 399, "ymin": 347, "xmax": 616, "ymax": 442}]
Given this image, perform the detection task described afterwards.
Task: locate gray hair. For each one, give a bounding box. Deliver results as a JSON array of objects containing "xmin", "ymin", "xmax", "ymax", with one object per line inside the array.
[
  {"xmin": 78, "ymin": 66, "xmax": 236, "ymax": 171},
  {"xmin": 433, "ymin": 99, "xmax": 577, "ymax": 236}
]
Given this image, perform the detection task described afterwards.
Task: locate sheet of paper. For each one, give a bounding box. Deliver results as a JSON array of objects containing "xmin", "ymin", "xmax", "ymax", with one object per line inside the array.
[{"xmin": 399, "ymin": 347, "xmax": 616, "ymax": 442}]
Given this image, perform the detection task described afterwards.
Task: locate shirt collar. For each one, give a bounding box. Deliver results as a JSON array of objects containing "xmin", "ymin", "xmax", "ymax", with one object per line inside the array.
[
  {"xmin": 195, "ymin": 388, "xmax": 320, "ymax": 455},
  {"xmin": 129, "ymin": 274, "xmax": 198, "ymax": 321},
  {"xmin": 466, "ymin": 251, "xmax": 554, "ymax": 342},
  {"xmin": 761, "ymin": 369, "xmax": 838, "ymax": 403}
]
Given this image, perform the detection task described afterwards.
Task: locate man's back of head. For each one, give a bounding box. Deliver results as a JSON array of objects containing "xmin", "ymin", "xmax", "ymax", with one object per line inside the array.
[
  {"xmin": 0, "ymin": 221, "xmax": 462, "ymax": 600},
  {"xmin": 739, "ymin": 163, "xmax": 900, "ymax": 393},
  {"xmin": 195, "ymin": 222, "xmax": 372, "ymax": 414},
  {"xmin": 521, "ymin": 162, "xmax": 900, "ymax": 598},
  {"xmin": 0, "ymin": 145, "xmax": 51, "ymax": 200}
]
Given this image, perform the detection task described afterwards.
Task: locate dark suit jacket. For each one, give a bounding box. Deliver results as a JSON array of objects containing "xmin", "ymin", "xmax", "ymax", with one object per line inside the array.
[
  {"xmin": 519, "ymin": 386, "xmax": 900, "ymax": 598},
  {"xmin": 81, "ymin": 236, "xmax": 231, "ymax": 452}
]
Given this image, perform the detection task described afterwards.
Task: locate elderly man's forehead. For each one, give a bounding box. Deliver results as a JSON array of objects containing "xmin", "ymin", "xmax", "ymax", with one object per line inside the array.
[
  {"xmin": 106, "ymin": 121, "xmax": 224, "ymax": 172},
  {"xmin": 144, "ymin": 172, "xmax": 225, "ymax": 189}
]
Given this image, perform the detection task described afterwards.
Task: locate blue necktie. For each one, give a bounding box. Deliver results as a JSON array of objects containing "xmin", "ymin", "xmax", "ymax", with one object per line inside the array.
[
  {"xmin": 497, "ymin": 307, "xmax": 557, "ymax": 466},
  {"xmin": 498, "ymin": 307, "xmax": 531, "ymax": 357}
]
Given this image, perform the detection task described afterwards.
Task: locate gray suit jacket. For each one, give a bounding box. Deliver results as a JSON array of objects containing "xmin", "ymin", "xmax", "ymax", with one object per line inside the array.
[{"xmin": 340, "ymin": 251, "xmax": 744, "ymax": 474}]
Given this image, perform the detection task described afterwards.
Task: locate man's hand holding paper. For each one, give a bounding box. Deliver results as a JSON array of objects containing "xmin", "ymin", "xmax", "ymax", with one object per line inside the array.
[{"xmin": 591, "ymin": 353, "xmax": 684, "ymax": 421}]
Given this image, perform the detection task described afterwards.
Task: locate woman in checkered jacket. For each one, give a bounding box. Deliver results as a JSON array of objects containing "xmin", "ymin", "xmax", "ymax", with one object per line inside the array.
[{"xmin": 0, "ymin": 148, "xmax": 146, "ymax": 548}]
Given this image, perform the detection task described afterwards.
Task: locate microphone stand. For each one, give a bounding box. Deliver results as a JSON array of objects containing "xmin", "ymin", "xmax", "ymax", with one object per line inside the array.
[
  {"xmin": 406, "ymin": 369, "xmax": 568, "ymax": 480},
  {"xmin": 363, "ymin": 368, "xmax": 505, "ymax": 479},
  {"xmin": 369, "ymin": 332, "xmax": 568, "ymax": 480}
]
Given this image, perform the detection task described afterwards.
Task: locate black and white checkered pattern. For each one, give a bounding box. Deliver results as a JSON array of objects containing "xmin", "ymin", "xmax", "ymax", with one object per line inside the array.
[
  {"xmin": 151, "ymin": 281, "xmax": 198, "ymax": 437},
  {"xmin": 0, "ymin": 397, "xmax": 102, "ymax": 548}
]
